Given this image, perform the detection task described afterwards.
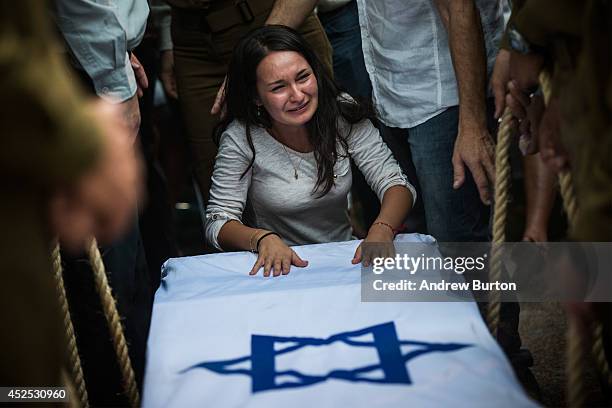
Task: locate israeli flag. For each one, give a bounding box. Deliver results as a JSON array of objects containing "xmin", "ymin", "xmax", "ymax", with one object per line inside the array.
[{"xmin": 143, "ymin": 234, "xmax": 537, "ymax": 407}]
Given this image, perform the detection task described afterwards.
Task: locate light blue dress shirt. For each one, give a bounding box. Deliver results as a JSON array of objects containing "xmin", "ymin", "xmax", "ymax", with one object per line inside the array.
[{"xmin": 53, "ymin": 0, "xmax": 149, "ymax": 102}]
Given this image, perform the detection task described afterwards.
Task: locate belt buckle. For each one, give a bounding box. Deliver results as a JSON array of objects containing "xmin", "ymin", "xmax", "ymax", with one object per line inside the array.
[{"xmin": 235, "ymin": 0, "xmax": 254, "ymax": 23}]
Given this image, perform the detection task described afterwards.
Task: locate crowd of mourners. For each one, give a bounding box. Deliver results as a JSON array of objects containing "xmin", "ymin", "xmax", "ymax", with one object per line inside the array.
[{"xmin": 1, "ymin": 0, "xmax": 610, "ymax": 405}]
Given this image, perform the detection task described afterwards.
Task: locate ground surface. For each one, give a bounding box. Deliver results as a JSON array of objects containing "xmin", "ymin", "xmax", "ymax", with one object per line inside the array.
[{"xmin": 519, "ymin": 302, "xmax": 607, "ymax": 407}]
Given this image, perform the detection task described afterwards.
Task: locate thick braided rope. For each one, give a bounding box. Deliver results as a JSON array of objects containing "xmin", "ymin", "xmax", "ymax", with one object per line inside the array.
[
  {"xmin": 558, "ymin": 172, "xmax": 579, "ymax": 228},
  {"xmin": 556, "ymin": 147, "xmax": 612, "ymax": 393},
  {"xmin": 558, "ymin": 163, "xmax": 612, "ymax": 393},
  {"xmin": 538, "ymin": 70, "xmax": 587, "ymax": 407},
  {"xmin": 51, "ymin": 243, "xmax": 89, "ymax": 408},
  {"xmin": 591, "ymin": 321, "xmax": 612, "ymax": 386},
  {"xmin": 61, "ymin": 368, "xmax": 82, "ymax": 408},
  {"xmin": 486, "ymin": 108, "xmax": 514, "ymax": 334},
  {"xmin": 567, "ymin": 315, "xmax": 588, "ymax": 407},
  {"xmin": 87, "ymin": 238, "xmax": 140, "ymax": 407}
]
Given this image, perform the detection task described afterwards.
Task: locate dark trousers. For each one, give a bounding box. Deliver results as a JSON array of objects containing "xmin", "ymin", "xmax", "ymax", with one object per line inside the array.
[{"xmin": 383, "ymin": 100, "xmax": 522, "ymax": 354}]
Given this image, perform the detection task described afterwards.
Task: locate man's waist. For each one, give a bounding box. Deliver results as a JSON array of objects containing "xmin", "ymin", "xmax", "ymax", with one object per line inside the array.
[{"xmin": 170, "ymin": 0, "xmax": 274, "ymax": 33}]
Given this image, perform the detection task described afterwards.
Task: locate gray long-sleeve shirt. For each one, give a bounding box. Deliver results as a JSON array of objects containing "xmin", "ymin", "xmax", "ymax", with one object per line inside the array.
[{"xmin": 205, "ymin": 118, "xmax": 416, "ymax": 250}]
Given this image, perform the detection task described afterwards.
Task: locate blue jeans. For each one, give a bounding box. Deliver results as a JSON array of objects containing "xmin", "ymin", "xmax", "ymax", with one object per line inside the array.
[
  {"xmin": 406, "ymin": 106, "xmax": 491, "ymax": 242},
  {"xmin": 318, "ymin": 0, "xmax": 372, "ymax": 99}
]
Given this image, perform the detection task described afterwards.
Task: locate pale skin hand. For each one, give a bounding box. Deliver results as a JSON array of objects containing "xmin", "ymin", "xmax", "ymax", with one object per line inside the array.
[
  {"xmin": 435, "ymin": 0, "xmax": 495, "ymax": 205},
  {"xmin": 250, "ymin": 234, "xmax": 308, "ymax": 277},
  {"xmin": 210, "ymin": 0, "xmax": 318, "ymax": 115},
  {"xmin": 217, "ymin": 221, "xmax": 309, "ymax": 277}
]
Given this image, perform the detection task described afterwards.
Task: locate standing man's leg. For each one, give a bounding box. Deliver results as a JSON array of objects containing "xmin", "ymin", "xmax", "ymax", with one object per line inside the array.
[
  {"xmin": 408, "ymin": 103, "xmax": 523, "ymax": 359},
  {"xmin": 407, "ymin": 106, "xmax": 489, "ymax": 243},
  {"xmin": 318, "ymin": 0, "xmax": 370, "ymax": 98},
  {"xmin": 319, "ymin": 0, "xmax": 378, "ymax": 232}
]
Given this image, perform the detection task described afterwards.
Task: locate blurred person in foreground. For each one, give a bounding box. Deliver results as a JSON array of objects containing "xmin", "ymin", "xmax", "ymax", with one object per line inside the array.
[
  {"xmin": 0, "ymin": 0, "xmax": 140, "ymax": 388},
  {"xmin": 504, "ymin": 0, "xmax": 612, "ymax": 387},
  {"xmin": 51, "ymin": 0, "xmax": 155, "ymax": 403}
]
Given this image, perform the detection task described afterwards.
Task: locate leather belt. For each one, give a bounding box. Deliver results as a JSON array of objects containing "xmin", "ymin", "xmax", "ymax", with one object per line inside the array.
[{"xmin": 173, "ymin": 0, "xmax": 274, "ymax": 34}]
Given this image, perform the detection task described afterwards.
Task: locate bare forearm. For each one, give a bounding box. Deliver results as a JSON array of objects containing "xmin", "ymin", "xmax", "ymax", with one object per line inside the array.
[
  {"xmin": 265, "ymin": 0, "xmax": 318, "ymax": 28},
  {"xmin": 523, "ymin": 153, "xmax": 556, "ymax": 231},
  {"xmin": 218, "ymin": 220, "xmax": 269, "ymax": 252},
  {"xmin": 438, "ymin": 0, "xmax": 488, "ymax": 128},
  {"xmin": 374, "ymin": 186, "xmax": 413, "ymax": 228}
]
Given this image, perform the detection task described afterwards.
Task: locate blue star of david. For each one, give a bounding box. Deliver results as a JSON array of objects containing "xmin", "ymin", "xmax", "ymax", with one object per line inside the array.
[{"xmin": 182, "ymin": 321, "xmax": 471, "ymax": 393}]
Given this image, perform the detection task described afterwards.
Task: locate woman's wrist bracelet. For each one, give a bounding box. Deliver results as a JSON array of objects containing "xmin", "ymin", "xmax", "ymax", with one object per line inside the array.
[
  {"xmin": 256, "ymin": 232, "xmax": 280, "ymax": 252},
  {"xmin": 249, "ymin": 229, "xmax": 263, "ymax": 253},
  {"xmin": 371, "ymin": 221, "xmax": 396, "ymax": 235}
]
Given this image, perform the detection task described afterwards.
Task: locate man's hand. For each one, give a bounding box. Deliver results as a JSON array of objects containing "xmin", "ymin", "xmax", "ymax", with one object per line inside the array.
[
  {"xmin": 490, "ymin": 49, "xmax": 510, "ymax": 120},
  {"xmin": 507, "ymin": 80, "xmax": 545, "ymax": 155},
  {"xmin": 452, "ymin": 125, "xmax": 496, "ymax": 205},
  {"xmin": 50, "ymin": 101, "xmax": 143, "ymax": 252},
  {"xmin": 434, "ymin": 0, "xmax": 494, "ymax": 205},
  {"xmin": 130, "ymin": 53, "xmax": 149, "ymax": 98},
  {"xmin": 506, "ymin": 51, "xmax": 546, "ymax": 155},
  {"xmin": 210, "ymin": 76, "xmax": 227, "ymax": 116},
  {"xmin": 160, "ymin": 50, "xmax": 178, "ymax": 99},
  {"xmin": 508, "ymin": 51, "xmax": 544, "ymax": 92}
]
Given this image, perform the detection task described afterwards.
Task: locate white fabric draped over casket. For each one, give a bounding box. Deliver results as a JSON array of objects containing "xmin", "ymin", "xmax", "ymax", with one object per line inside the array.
[{"xmin": 143, "ymin": 233, "xmax": 537, "ymax": 408}]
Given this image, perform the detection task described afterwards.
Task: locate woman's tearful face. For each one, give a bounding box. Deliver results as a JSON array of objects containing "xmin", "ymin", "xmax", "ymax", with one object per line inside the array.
[{"xmin": 255, "ymin": 50, "xmax": 319, "ymax": 130}]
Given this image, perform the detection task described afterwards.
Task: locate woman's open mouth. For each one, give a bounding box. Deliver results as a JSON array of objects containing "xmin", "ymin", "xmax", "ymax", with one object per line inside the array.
[{"xmin": 287, "ymin": 100, "xmax": 309, "ymax": 113}]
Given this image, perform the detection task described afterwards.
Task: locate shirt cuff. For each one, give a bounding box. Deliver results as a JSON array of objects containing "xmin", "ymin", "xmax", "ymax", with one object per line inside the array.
[
  {"xmin": 377, "ymin": 165, "xmax": 418, "ymax": 208},
  {"xmin": 94, "ymin": 53, "xmax": 137, "ymax": 103},
  {"xmin": 205, "ymin": 211, "xmax": 242, "ymax": 251}
]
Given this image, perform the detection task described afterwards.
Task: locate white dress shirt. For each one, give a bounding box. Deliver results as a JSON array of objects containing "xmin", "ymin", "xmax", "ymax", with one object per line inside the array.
[{"xmin": 356, "ymin": 0, "xmax": 504, "ymax": 128}]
